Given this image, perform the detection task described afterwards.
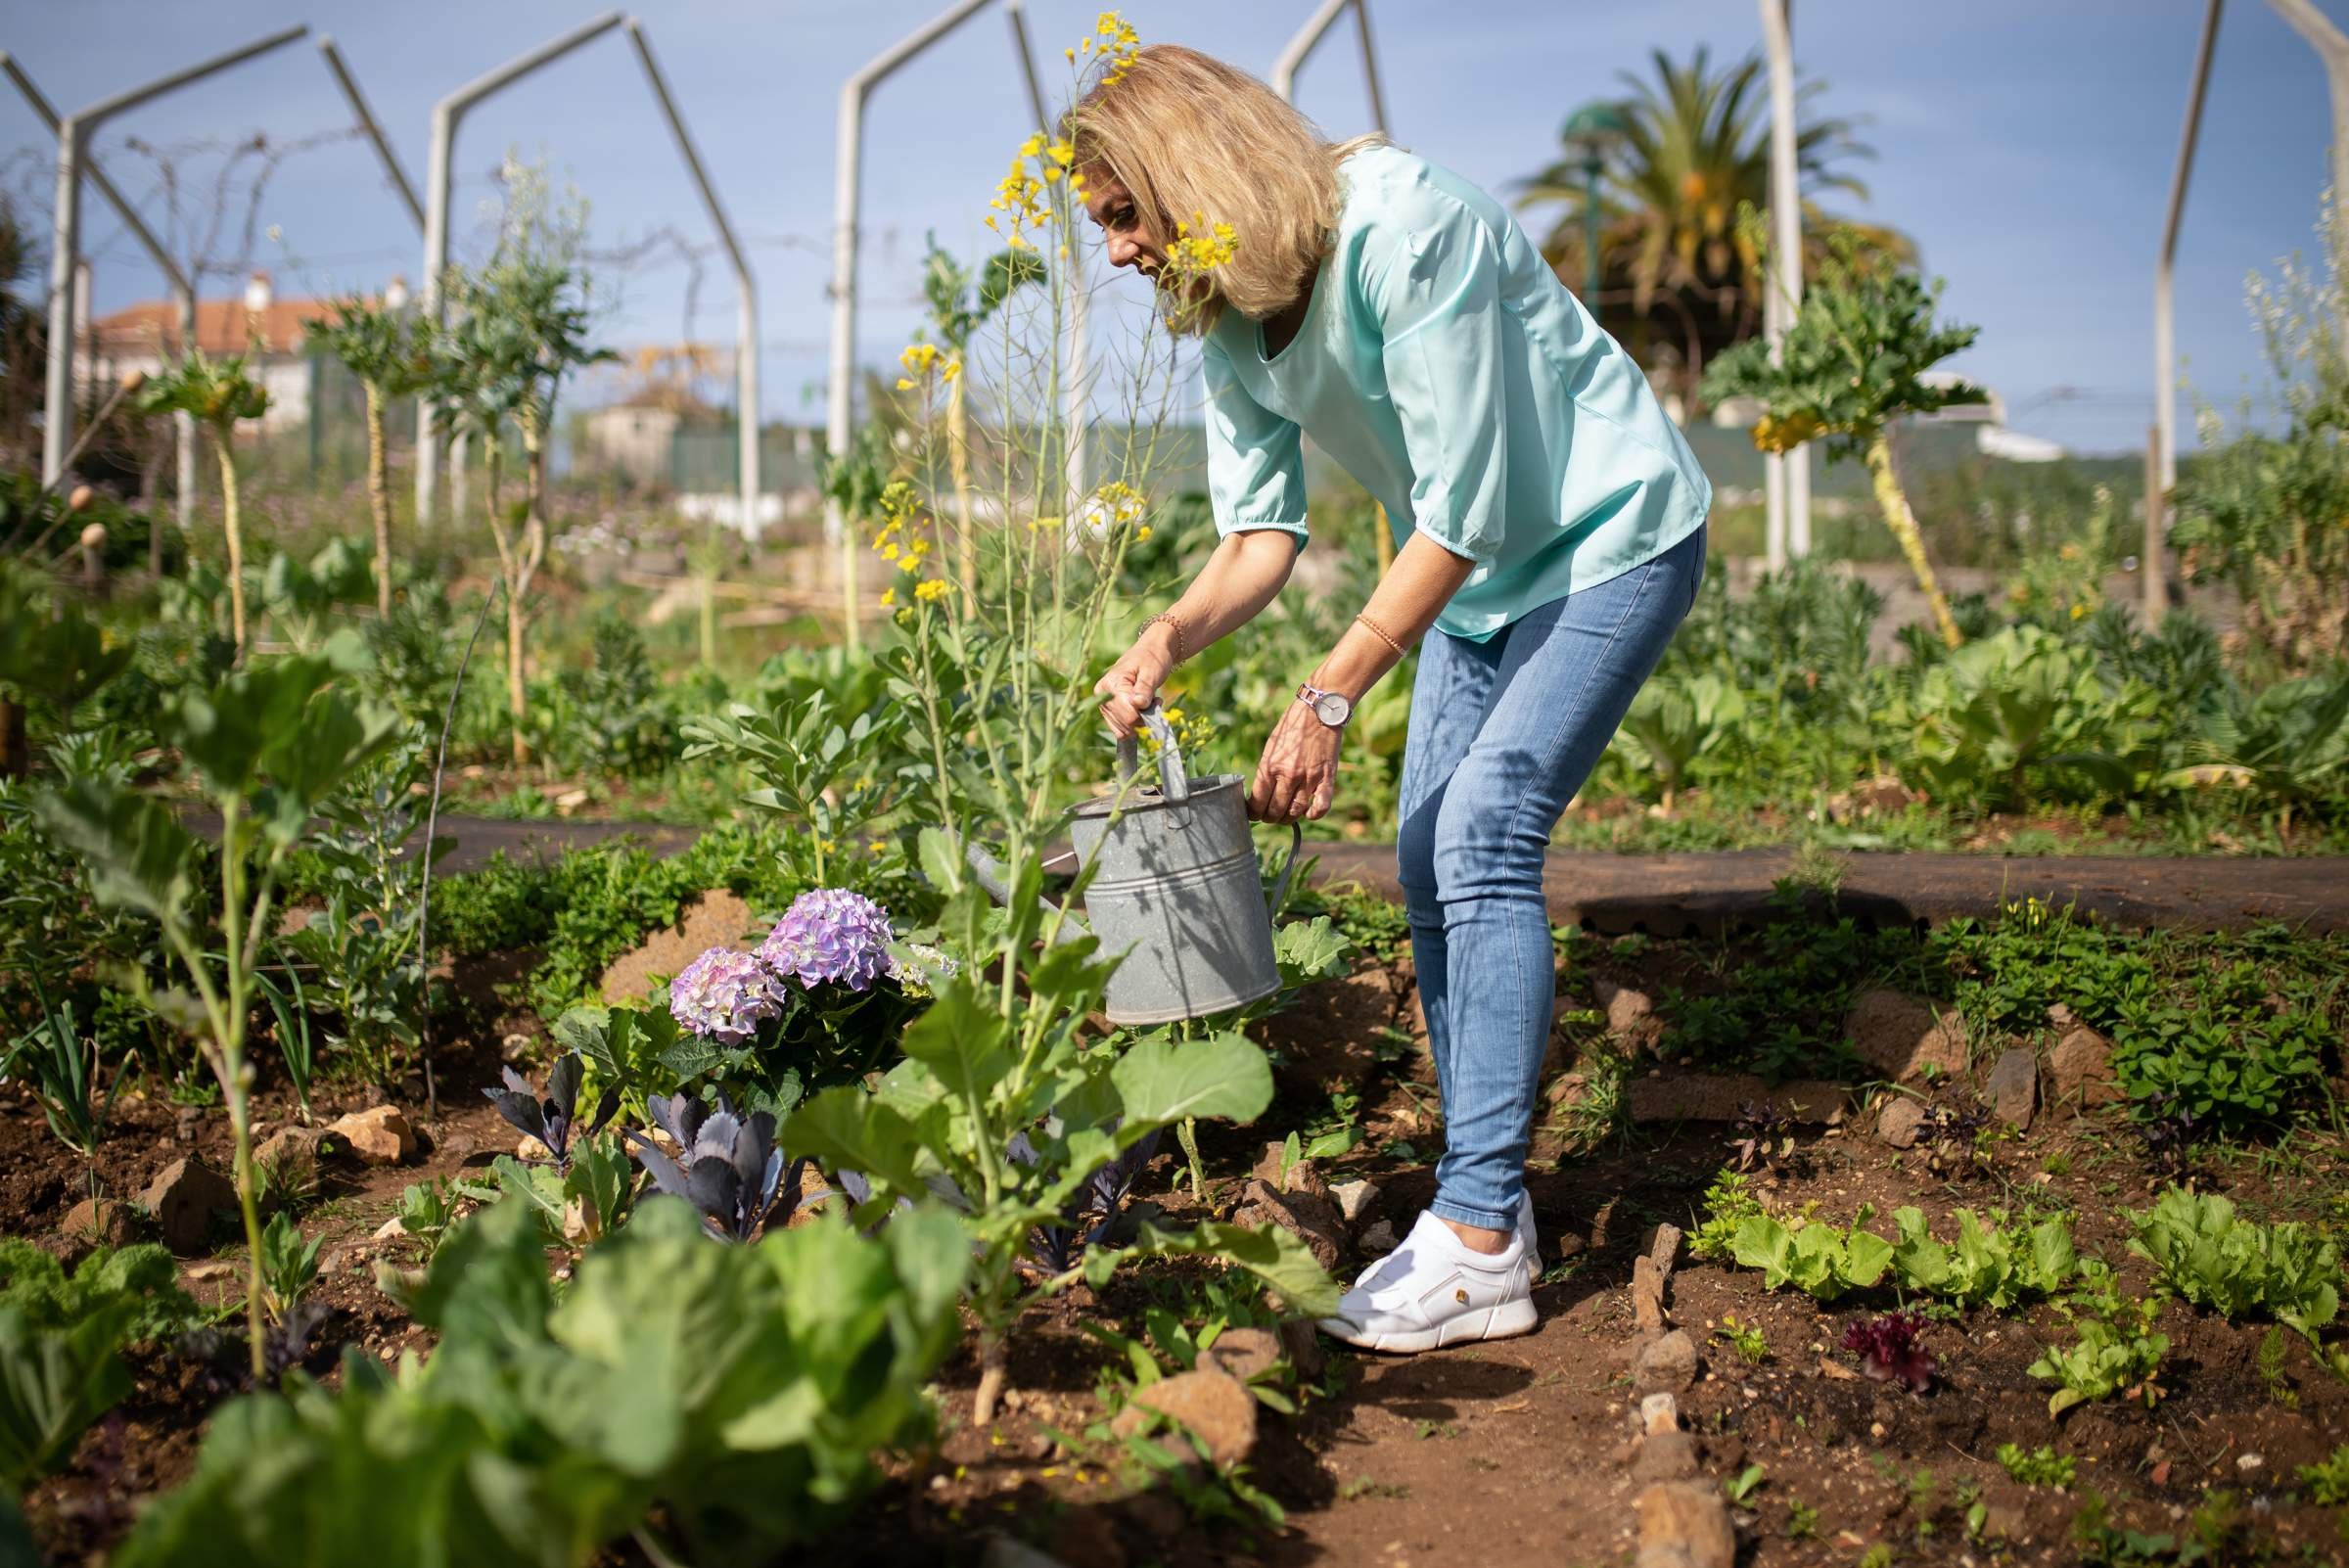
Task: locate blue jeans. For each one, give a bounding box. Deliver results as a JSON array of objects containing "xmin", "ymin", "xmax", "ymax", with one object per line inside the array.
[{"xmin": 1397, "ymin": 525, "xmax": 1706, "ymax": 1231}]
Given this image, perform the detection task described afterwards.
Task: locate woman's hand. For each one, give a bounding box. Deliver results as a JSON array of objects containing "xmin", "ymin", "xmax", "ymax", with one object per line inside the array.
[
  {"xmin": 1093, "ymin": 625, "xmax": 1177, "ymax": 738},
  {"xmin": 1249, "ymin": 699, "xmax": 1342, "ymax": 822}
]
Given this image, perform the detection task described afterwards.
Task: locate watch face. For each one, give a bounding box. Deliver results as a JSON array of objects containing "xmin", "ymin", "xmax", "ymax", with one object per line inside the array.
[{"xmin": 1313, "ymin": 691, "xmax": 1352, "ymax": 726}]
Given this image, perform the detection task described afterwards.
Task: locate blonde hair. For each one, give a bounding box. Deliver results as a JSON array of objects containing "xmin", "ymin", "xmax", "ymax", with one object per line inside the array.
[{"xmin": 1068, "ymin": 44, "xmax": 1383, "ymax": 334}]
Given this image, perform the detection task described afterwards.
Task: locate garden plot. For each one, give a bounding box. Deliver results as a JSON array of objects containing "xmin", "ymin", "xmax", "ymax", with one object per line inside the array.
[{"xmin": 9, "ymin": 870, "xmax": 2347, "ymax": 1566}]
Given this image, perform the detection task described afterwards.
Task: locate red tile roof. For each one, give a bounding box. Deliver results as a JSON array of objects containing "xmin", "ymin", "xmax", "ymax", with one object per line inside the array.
[{"xmin": 87, "ymin": 295, "xmax": 374, "ymax": 357}]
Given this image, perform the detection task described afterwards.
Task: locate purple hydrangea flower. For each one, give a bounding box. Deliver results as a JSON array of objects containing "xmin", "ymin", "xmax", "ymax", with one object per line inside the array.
[
  {"xmin": 757, "ymin": 888, "xmax": 895, "ymax": 992},
  {"xmin": 668, "ymin": 946, "xmax": 780, "ymax": 1043}
]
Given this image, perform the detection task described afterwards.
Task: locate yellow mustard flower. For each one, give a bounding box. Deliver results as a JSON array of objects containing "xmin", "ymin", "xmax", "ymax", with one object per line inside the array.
[{"xmin": 914, "ymin": 577, "xmax": 950, "ymax": 603}]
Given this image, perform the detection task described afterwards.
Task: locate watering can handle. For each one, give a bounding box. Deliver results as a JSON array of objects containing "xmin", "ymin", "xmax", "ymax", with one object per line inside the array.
[
  {"xmin": 1267, "ymin": 820, "xmax": 1304, "ymax": 920},
  {"xmin": 1114, "ymin": 699, "xmax": 1191, "ymax": 803}
]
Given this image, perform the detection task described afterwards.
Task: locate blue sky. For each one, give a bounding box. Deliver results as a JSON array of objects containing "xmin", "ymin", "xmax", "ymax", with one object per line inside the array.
[{"xmin": 4, "ymin": 0, "xmax": 2332, "ymax": 454}]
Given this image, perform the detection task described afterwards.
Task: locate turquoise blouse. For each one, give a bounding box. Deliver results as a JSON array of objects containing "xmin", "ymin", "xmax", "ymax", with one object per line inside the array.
[{"xmin": 1201, "ymin": 143, "xmax": 1712, "ymax": 642}]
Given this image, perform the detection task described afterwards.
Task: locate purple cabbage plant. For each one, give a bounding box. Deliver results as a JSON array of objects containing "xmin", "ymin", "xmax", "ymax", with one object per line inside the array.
[
  {"xmin": 484, "ymin": 1052, "xmax": 620, "ymax": 1174},
  {"xmin": 625, "ymin": 1091, "xmax": 812, "ymax": 1242},
  {"xmin": 1841, "ymin": 1311, "xmax": 1938, "ymax": 1392},
  {"xmin": 1014, "ymin": 1127, "xmax": 1164, "ymax": 1272},
  {"xmin": 668, "ymin": 947, "xmax": 781, "ymax": 1043},
  {"xmin": 758, "ymin": 888, "xmax": 895, "ymax": 992}
]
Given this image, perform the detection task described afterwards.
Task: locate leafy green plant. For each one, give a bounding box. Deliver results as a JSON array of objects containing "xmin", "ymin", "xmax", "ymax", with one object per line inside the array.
[
  {"xmin": 2108, "ymin": 986, "xmax": 2326, "ymax": 1137},
  {"xmin": 1702, "ymin": 224, "xmax": 1986, "ymax": 648},
  {"xmin": 2298, "ymin": 1445, "xmax": 2349, "ymax": 1506},
  {"xmin": 2, "ymin": 977, "xmax": 128, "ymax": 1156},
  {"xmin": 137, "ymin": 348, "xmax": 270, "ymax": 656},
  {"xmin": 1889, "ymin": 1206, "xmax": 2075, "ymax": 1310},
  {"xmin": 123, "ymin": 1194, "xmax": 967, "ymax": 1568},
  {"xmin": 1613, "ymin": 670, "xmax": 1745, "ymax": 811},
  {"xmin": 1083, "ymin": 1275, "xmax": 1301, "ymax": 1414},
  {"xmin": 544, "ymin": 611, "xmax": 678, "ymax": 778},
  {"xmin": 2029, "ymin": 1299, "xmax": 2168, "ymax": 1417},
  {"xmin": 1729, "ymin": 1209, "xmax": 1893, "ymax": 1301},
  {"xmin": 1894, "ymin": 626, "xmax": 2159, "ymax": 809},
  {"xmin": 785, "ymin": 842, "xmax": 1333, "ymax": 1427},
  {"xmin": 682, "ymin": 687, "xmax": 905, "ymax": 887},
  {"xmin": 915, "ymin": 234, "xmax": 1045, "ymax": 597},
  {"xmin": 2127, "ymin": 1189, "xmax": 2341, "ymax": 1340},
  {"xmin": 1996, "ymin": 1443, "xmax": 2076, "ymax": 1489},
  {"xmin": 33, "ymin": 656, "xmax": 399, "ymax": 1381},
  {"xmin": 1714, "ymin": 1314, "xmax": 1770, "ymax": 1364},
  {"xmin": 1724, "ymin": 1463, "xmax": 1766, "ymax": 1503},
  {"xmin": 1689, "ymin": 1168, "xmax": 1765, "ymax": 1261},
  {"xmin": 0, "ymin": 1241, "xmax": 206, "ymax": 1488},
  {"xmin": 254, "ymin": 1213, "xmax": 323, "ymax": 1318}
]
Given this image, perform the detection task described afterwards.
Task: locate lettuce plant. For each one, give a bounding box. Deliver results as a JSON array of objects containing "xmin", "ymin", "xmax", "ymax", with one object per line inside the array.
[
  {"xmin": 1840, "ymin": 1311, "xmax": 1936, "ymax": 1392},
  {"xmin": 1729, "ymin": 1209, "xmax": 1894, "ymax": 1301},
  {"xmin": 1890, "ymin": 1206, "xmax": 2075, "ymax": 1310},
  {"xmin": 2127, "ymin": 1188, "xmax": 2341, "ymax": 1341},
  {"xmin": 2029, "ymin": 1303, "xmax": 2169, "ymax": 1417}
]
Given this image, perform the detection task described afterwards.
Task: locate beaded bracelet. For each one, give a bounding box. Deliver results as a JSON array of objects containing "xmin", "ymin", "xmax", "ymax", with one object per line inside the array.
[
  {"xmin": 1142, "ymin": 610, "xmax": 1188, "ymax": 666},
  {"xmin": 1354, "ymin": 612, "xmax": 1408, "ymax": 658}
]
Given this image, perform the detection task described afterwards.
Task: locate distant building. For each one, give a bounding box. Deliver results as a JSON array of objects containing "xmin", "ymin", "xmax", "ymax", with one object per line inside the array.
[{"xmin": 80, "ymin": 272, "xmax": 404, "ymax": 436}]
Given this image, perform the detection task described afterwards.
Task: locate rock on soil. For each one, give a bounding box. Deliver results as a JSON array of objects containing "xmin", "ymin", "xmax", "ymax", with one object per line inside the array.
[
  {"xmin": 981, "ymin": 1536, "xmax": 1073, "ymax": 1568},
  {"xmin": 1206, "ymin": 1325, "xmax": 1282, "ymax": 1382},
  {"xmin": 1632, "ymin": 1254, "xmax": 1671, "ymax": 1333},
  {"xmin": 598, "ymin": 889, "xmax": 756, "ymax": 1005},
  {"xmin": 1358, "ymin": 1218, "xmax": 1399, "ymax": 1255},
  {"xmin": 1108, "ymin": 1363, "xmax": 1259, "ymax": 1466},
  {"xmin": 1627, "ymin": 1075, "xmax": 1850, "ymax": 1124},
  {"xmin": 1635, "ymin": 1480, "xmax": 1737, "ymax": 1568},
  {"xmin": 326, "ymin": 1105, "xmax": 417, "ymax": 1166},
  {"xmin": 1842, "ymin": 988, "xmax": 1969, "ymax": 1081},
  {"xmin": 2050, "ymin": 1025, "xmax": 2121, "ymax": 1108},
  {"xmin": 1595, "ymin": 980, "xmax": 1662, "ymax": 1049},
  {"xmin": 253, "ymin": 1123, "xmax": 346, "ymax": 1170},
  {"xmin": 139, "ymin": 1157, "xmax": 237, "ymax": 1255},
  {"xmin": 1633, "ymin": 1429, "xmax": 1701, "ymax": 1482},
  {"xmin": 1986, "ymin": 1047, "xmax": 2039, "ymax": 1129},
  {"xmin": 1229, "ymin": 1177, "xmax": 1347, "ymax": 1271},
  {"xmin": 1331, "ymin": 1178, "xmax": 1380, "ymax": 1223},
  {"xmin": 1249, "ymin": 1140, "xmax": 1331, "ymax": 1200},
  {"xmin": 1634, "ymin": 1329, "xmax": 1699, "ymax": 1395},
  {"xmin": 1875, "ymin": 1096, "xmax": 1927, "ymax": 1149},
  {"xmin": 61, "ymin": 1195, "xmax": 139, "ymax": 1250}
]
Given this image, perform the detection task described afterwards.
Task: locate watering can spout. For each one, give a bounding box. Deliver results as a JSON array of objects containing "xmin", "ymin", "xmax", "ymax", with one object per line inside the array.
[{"xmin": 962, "ymin": 836, "xmax": 1092, "ymax": 945}]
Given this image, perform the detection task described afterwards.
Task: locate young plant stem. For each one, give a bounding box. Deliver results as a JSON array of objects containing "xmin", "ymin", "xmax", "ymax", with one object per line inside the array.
[
  {"xmin": 364, "ymin": 382, "xmax": 392, "ymax": 616},
  {"xmin": 949, "ymin": 370, "xmax": 979, "ymax": 598},
  {"xmin": 212, "ymin": 426, "xmax": 248, "ymax": 658},
  {"xmin": 1177, "ymin": 1116, "xmax": 1207, "ymax": 1203},
  {"xmin": 417, "ymin": 576, "xmax": 505, "ymax": 1120},
  {"xmin": 973, "ymin": 1326, "xmax": 1010, "ymax": 1428},
  {"xmin": 1865, "ymin": 433, "xmax": 1962, "ymax": 650}
]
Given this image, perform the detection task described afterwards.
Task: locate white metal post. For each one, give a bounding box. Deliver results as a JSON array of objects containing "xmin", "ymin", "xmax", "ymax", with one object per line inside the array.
[
  {"xmin": 2, "ymin": 53, "xmax": 199, "ymax": 535},
  {"xmin": 1006, "ymin": 0, "xmax": 1088, "ymax": 510},
  {"xmin": 414, "ymin": 12, "xmax": 625, "ymax": 534},
  {"xmin": 1272, "ymin": 0, "xmax": 1390, "ymax": 134},
  {"xmin": 2152, "ymin": 1, "xmax": 2224, "ymax": 626},
  {"xmin": 1760, "ymin": 0, "xmax": 1809, "ymax": 561},
  {"xmin": 39, "ymin": 25, "xmax": 307, "ymax": 488},
  {"xmin": 828, "ymin": 0, "xmax": 1000, "ymax": 546},
  {"xmin": 2271, "ymin": 0, "xmax": 2349, "ymax": 247}
]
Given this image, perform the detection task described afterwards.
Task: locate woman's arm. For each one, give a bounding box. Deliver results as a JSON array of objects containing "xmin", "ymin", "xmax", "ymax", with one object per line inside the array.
[
  {"xmin": 1094, "ymin": 528, "xmax": 1300, "ymax": 736},
  {"xmin": 1249, "ymin": 530, "xmax": 1474, "ymax": 822}
]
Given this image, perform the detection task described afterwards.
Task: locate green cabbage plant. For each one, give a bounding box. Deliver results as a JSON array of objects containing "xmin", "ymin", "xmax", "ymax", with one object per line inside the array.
[{"xmin": 1892, "ymin": 625, "xmax": 2161, "ymax": 810}]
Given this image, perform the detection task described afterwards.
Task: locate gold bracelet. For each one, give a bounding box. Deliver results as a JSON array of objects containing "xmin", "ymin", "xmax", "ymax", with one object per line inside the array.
[
  {"xmin": 1354, "ymin": 612, "xmax": 1407, "ymax": 658},
  {"xmin": 1142, "ymin": 610, "xmax": 1187, "ymax": 665}
]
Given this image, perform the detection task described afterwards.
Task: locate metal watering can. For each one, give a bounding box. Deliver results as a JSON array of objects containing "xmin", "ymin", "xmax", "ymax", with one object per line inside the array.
[{"xmin": 965, "ymin": 701, "xmax": 1302, "ymax": 1026}]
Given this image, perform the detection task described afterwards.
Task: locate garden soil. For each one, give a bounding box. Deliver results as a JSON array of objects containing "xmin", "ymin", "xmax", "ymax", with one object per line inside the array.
[{"xmin": 11, "ymin": 945, "xmax": 2349, "ymax": 1567}]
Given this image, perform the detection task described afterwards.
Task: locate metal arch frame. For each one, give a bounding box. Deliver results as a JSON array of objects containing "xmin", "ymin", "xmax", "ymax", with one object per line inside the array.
[
  {"xmin": 1758, "ymin": 0, "xmax": 1810, "ymax": 565},
  {"xmin": 2150, "ymin": 0, "xmax": 2225, "ymax": 628},
  {"xmin": 1269, "ymin": 0, "xmax": 1389, "ymax": 135},
  {"xmin": 37, "ymin": 24, "xmax": 309, "ymax": 490},
  {"xmin": 409, "ymin": 12, "xmax": 764, "ymax": 543},
  {"xmin": 413, "ymin": 11, "xmax": 626, "ymax": 532},
  {"xmin": 19, "ymin": 30, "xmax": 426, "ymax": 530},
  {"xmin": 824, "ymin": 0, "xmax": 1001, "ymax": 547}
]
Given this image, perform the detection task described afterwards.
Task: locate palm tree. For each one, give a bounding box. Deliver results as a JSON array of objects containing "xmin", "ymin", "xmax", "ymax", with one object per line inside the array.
[{"xmin": 1518, "ymin": 47, "xmax": 1907, "ymax": 410}]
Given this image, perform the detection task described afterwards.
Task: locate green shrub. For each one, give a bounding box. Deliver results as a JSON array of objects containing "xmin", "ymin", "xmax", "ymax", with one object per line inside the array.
[
  {"xmin": 1892, "ymin": 625, "xmax": 2160, "ymax": 809},
  {"xmin": 2298, "ymin": 1445, "xmax": 2349, "ymax": 1506}
]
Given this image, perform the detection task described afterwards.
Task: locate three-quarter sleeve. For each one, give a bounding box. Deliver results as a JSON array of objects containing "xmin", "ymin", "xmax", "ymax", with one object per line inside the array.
[
  {"xmin": 1370, "ymin": 198, "xmax": 1509, "ymax": 565},
  {"xmin": 1201, "ymin": 337, "xmax": 1310, "ymax": 550}
]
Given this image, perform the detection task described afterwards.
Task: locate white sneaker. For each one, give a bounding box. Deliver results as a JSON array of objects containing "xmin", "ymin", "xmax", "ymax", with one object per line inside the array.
[{"xmin": 1318, "ymin": 1209, "xmax": 1539, "ymax": 1353}]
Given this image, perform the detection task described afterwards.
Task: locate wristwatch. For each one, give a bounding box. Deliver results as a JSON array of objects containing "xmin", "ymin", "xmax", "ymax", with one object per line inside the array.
[{"xmin": 1297, "ymin": 682, "xmax": 1354, "ymax": 728}]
